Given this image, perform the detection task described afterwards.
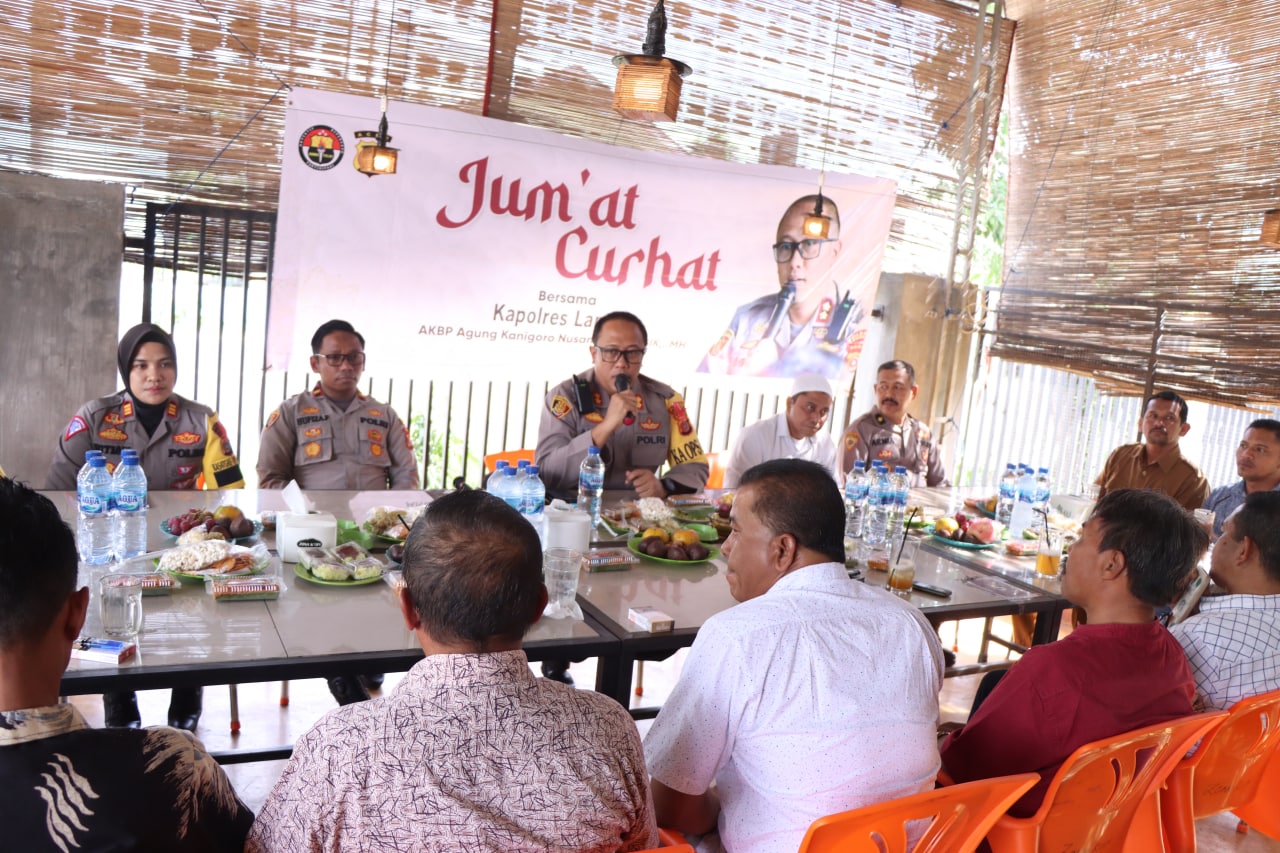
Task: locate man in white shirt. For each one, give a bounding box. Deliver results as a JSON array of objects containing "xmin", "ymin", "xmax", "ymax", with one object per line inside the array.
[
  {"xmin": 723, "ymin": 373, "xmax": 839, "ymax": 488},
  {"xmin": 644, "ymin": 459, "xmax": 944, "ymax": 853},
  {"xmin": 1171, "ymin": 491, "xmax": 1280, "ymax": 710}
]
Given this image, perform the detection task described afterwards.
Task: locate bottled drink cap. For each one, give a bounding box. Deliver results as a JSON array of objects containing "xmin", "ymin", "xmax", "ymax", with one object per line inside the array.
[
  {"xmin": 895, "ymin": 466, "xmax": 906, "ymax": 473},
  {"xmin": 1006, "ymin": 462, "xmax": 1016, "ymax": 470},
  {"xmin": 588, "ymin": 446, "xmax": 600, "ymax": 455},
  {"xmin": 85, "ymin": 450, "xmax": 103, "ymax": 461},
  {"xmin": 89, "ymin": 456, "xmax": 107, "ymax": 468},
  {"xmin": 1038, "ymin": 467, "xmax": 1049, "ymax": 474},
  {"xmin": 853, "ymin": 461, "xmax": 865, "ymax": 470},
  {"xmin": 495, "ymin": 460, "xmax": 509, "ymax": 470},
  {"xmin": 528, "ymin": 466, "xmax": 539, "ymax": 475},
  {"xmin": 517, "ymin": 459, "xmax": 529, "ymax": 469},
  {"xmin": 503, "ymin": 467, "xmax": 517, "ymax": 476}
]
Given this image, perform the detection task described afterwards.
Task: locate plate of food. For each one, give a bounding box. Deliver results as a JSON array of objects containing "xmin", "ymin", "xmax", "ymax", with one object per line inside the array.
[
  {"xmin": 681, "ymin": 523, "xmax": 719, "ymax": 543},
  {"xmin": 930, "ymin": 531, "xmax": 997, "ymax": 551},
  {"xmin": 627, "ymin": 534, "xmax": 719, "ymax": 565},
  {"xmin": 961, "ymin": 496, "xmax": 998, "ymax": 519},
  {"xmin": 155, "ymin": 541, "xmax": 271, "ymax": 582},
  {"xmin": 361, "ymin": 506, "xmax": 422, "ymax": 543},
  {"xmin": 1004, "ymin": 540, "xmax": 1039, "ymax": 558},
  {"xmin": 673, "ymin": 505, "xmax": 717, "ymax": 523},
  {"xmin": 161, "ymin": 508, "xmax": 263, "ymax": 543},
  {"xmin": 293, "ymin": 562, "xmax": 386, "ymax": 587}
]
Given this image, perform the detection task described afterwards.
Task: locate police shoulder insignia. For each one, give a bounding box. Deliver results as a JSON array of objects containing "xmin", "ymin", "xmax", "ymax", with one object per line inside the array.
[
  {"xmin": 550, "ymin": 395, "xmax": 573, "ymax": 420},
  {"xmin": 64, "ymin": 416, "xmax": 88, "ymax": 441},
  {"xmin": 265, "ymin": 410, "xmax": 280, "ymax": 430},
  {"xmin": 844, "ymin": 433, "xmax": 858, "ymax": 450},
  {"xmin": 166, "ymin": 401, "xmax": 179, "ymax": 418}
]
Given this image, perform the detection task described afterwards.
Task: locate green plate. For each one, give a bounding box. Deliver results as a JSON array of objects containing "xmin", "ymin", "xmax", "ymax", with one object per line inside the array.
[
  {"xmin": 673, "ymin": 506, "xmax": 718, "ymax": 523},
  {"xmin": 682, "ymin": 523, "xmax": 719, "ymax": 542},
  {"xmin": 930, "ymin": 531, "xmax": 997, "ymax": 551},
  {"xmin": 336, "ymin": 519, "xmax": 379, "ymax": 550},
  {"xmin": 293, "ymin": 563, "xmax": 385, "ymax": 587},
  {"xmin": 627, "ymin": 537, "xmax": 719, "ymax": 565}
]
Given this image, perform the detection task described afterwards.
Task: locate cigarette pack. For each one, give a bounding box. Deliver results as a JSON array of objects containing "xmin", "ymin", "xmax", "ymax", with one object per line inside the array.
[
  {"xmin": 587, "ymin": 548, "xmax": 639, "ymax": 572},
  {"xmin": 71, "ymin": 637, "xmax": 137, "ymax": 665},
  {"xmin": 628, "ymin": 606, "xmax": 674, "ymax": 633}
]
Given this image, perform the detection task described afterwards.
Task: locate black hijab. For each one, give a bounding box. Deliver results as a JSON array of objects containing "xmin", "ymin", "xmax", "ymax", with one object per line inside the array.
[{"xmin": 117, "ymin": 323, "xmax": 177, "ymax": 436}]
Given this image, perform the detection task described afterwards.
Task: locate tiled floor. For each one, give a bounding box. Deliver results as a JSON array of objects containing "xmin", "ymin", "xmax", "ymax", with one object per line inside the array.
[{"xmin": 68, "ymin": 614, "xmax": 1279, "ymax": 850}]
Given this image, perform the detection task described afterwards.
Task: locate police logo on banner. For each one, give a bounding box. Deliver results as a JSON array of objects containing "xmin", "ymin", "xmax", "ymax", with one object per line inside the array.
[{"xmin": 299, "ymin": 125, "xmax": 344, "ymax": 171}]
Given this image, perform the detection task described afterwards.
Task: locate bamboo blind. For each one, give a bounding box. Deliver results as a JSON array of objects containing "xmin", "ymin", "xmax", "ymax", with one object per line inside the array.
[
  {"xmin": 995, "ymin": 0, "xmax": 1280, "ymax": 409},
  {"xmin": 0, "ymin": 0, "xmax": 1008, "ymax": 278}
]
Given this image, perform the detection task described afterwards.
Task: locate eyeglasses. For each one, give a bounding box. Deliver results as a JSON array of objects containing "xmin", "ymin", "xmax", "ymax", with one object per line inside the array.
[
  {"xmin": 772, "ymin": 238, "xmax": 836, "ymax": 264},
  {"xmin": 594, "ymin": 346, "xmax": 646, "ymax": 364},
  {"xmin": 316, "ymin": 352, "xmax": 366, "ymax": 367},
  {"xmin": 874, "ymin": 382, "xmax": 912, "ymax": 394}
]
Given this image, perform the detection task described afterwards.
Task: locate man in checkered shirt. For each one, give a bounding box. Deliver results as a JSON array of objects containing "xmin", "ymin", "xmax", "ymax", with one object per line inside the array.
[{"xmin": 1170, "ymin": 491, "xmax": 1280, "ymax": 710}]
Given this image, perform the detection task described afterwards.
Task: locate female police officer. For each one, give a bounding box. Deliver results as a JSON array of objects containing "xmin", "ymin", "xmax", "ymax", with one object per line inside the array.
[{"xmin": 48, "ymin": 323, "xmax": 245, "ymax": 730}]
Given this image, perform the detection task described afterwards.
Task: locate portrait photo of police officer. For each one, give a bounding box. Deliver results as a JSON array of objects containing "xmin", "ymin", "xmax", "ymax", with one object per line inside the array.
[{"xmin": 697, "ymin": 192, "xmax": 876, "ymax": 380}]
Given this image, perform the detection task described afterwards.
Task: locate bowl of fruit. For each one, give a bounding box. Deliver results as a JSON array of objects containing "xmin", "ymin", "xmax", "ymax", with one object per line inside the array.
[
  {"xmin": 930, "ymin": 513, "xmax": 1002, "ymax": 550},
  {"xmin": 162, "ymin": 506, "xmax": 262, "ymax": 543}
]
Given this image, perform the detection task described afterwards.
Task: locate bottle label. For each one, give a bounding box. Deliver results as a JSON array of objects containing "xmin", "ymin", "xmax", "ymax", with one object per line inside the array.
[
  {"xmin": 116, "ymin": 492, "xmax": 142, "ymax": 512},
  {"xmin": 80, "ymin": 495, "xmax": 105, "ymax": 514}
]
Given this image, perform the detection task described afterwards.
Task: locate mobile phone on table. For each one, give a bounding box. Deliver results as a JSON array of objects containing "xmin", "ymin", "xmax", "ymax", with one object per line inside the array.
[{"xmin": 912, "ymin": 582, "xmax": 952, "ymax": 598}]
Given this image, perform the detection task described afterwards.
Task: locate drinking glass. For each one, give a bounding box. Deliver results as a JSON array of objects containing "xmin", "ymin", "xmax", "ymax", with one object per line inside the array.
[
  {"xmin": 542, "ymin": 548, "xmax": 583, "ymax": 620},
  {"xmin": 886, "ymin": 558, "xmax": 916, "ymax": 596},
  {"xmin": 1036, "ymin": 531, "xmax": 1064, "ymax": 577},
  {"xmin": 99, "ymin": 574, "xmax": 144, "ymax": 638}
]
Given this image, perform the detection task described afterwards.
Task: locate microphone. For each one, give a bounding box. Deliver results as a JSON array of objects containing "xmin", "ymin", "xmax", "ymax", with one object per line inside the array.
[
  {"xmin": 763, "ymin": 281, "xmax": 797, "ymax": 342},
  {"xmin": 614, "ymin": 374, "xmax": 636, "ymax": 426}
]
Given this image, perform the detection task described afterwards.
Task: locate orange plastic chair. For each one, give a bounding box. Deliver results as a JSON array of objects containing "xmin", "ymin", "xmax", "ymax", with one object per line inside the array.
[
  {"xmin": 634, "ymin": 826, "xmax": 694, "ymax": 852},
  {"xmin": 797, "ymin": 773, "xmax": 1039, "ymax": 853},
  {"xmin": 1157, "ymin": 688, "xmax": 1280, "ymax": 852},
  {"xmin": 1232, "ymin": 741, "xmax": 1280, "ymax": 840},
  {"xmin": 973, "ymin": 711, "xmax": 1226, "ymax": 853},
  {"xmin": 484, "ymin": 449, "xmax": 535, "ymax": 473},
  {"xmin": 705, "ymin": 450, "xmax": 726, "ymax": 490}
]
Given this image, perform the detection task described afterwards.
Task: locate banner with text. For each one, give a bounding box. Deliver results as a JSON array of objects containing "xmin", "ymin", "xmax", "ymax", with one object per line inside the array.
[{"xmin": 271, "ymin": 88, "xmax": 896, "ymax": 384}]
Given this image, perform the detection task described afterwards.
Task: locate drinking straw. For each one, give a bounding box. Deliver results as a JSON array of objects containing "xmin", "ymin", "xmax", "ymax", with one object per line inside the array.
[
  {"xmin": 1036, "ymin": 507, "xmax": 1051, "ymax": 547},
  {"xmin": 895, "ymin": 507, "xmax": 919, "ymax": 565}
]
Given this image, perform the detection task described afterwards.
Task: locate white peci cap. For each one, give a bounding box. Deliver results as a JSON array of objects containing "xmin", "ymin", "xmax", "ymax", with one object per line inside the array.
[{"xmin": 789, "ymin": 372, "xmax": 833, "ymax": 399}]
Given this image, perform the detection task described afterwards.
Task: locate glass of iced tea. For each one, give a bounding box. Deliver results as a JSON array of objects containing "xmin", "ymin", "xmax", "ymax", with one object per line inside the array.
[
  {"xmin": 1036, "ymin": 531, "xmax": 1064, "ymax": 577},
  {"xmin": 886, "ymin": 559, "xmax": 916, "ymax": 595}
]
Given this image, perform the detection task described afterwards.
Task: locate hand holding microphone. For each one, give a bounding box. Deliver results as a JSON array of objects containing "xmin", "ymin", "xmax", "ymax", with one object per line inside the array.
[
  {"xmin": 614, "ymin": 374, "xmax": 637, "ymax": 426},
  {"xmin": 763, "ymin": 280, "xmax": 798, "ymax": 341}
]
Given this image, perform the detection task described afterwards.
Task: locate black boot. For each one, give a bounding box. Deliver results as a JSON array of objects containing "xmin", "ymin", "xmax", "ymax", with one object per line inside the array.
[
  {"xmin": 167, "ymin": 687, "xmax": 203, "ymax": 731},
  {"xmin": 327, "ymin": 675, "xmax": 371, "ymax": 706},
  {"xmin": 103, "ymin": 691, "xmax": 141, "ymax": 728},
  {"xmin": 358, "ymin": 673, "xmax": 385, "ymax": 691},
  {"xmin": 540, "ymin": 659, "xmax": 574, "ymax": 686}
]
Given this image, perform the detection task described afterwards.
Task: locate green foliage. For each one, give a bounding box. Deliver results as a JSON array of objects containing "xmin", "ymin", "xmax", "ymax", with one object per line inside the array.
[
  {"xmin": 408, "ymin": 411, "xmax": 482, "ymax": 490},
  {"xmin": 971, "ymin": 111, "xmax": 1009, "ymax": 290}
]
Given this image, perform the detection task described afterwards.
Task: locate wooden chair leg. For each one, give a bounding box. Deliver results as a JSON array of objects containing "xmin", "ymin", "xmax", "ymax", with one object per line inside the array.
[
  {"xmin": 635, "ymin": 661, "xmax": 645, "ymax": 697},
  {"xmin": 280, "ymin": 680, "xmax": 289, "ymax": 707},
  {"xmin": 978, "ymin": 617, "xmax": 995, "ymax": 663},
  {"xmin": 229, "ymin": 684, "xmax": 240, "ymax": 734}
]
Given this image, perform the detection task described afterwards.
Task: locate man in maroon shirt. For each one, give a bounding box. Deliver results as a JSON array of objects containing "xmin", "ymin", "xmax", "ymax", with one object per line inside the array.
[{"xmin": 940, "ymin": 489, "xmax": 1206, "ymax": 817}]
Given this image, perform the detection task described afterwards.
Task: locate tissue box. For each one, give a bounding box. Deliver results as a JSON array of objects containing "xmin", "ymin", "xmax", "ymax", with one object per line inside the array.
[{"xmin": 278, "ymin": 512, "xmax": 337, "ymax": 563}]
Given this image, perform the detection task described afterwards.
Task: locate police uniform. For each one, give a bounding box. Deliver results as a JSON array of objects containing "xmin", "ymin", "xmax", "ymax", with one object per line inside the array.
[
  {"xmin": 841, "ymin": 409, "xmax": 949, "ymax": 487},
  {"xmin": 257, "ymin": 384, "xmax": 419, "ymax": 490},
  {"xmin": 535, "ymin": 371, "xmax": 709, "ymax": 499},
  {"xmin": 47, "ymin": 392, "xmax": 244, "ymax": 491},
  {"xmin": 698, "ymin": 287, "xmax": 866, "ymax": 379}
]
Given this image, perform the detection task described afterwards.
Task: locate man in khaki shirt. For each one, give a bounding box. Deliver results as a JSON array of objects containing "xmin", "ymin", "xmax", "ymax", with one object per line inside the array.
[{"xmin": 1095, "ymin": 390, "xmax": 1209, "ymax": 512}]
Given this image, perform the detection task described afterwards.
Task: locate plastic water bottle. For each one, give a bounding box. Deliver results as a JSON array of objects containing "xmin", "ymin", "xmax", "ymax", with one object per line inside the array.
[
  {"xmin": 864, "ymin": 466, "xmax": 890, "ymax": 549},
  {"xmin": 76, "ymin": 450, "xmax": 104, "ymax": 494},
  {"xmin": 113, "ymin": 451, "xmax": 149, "ymax": 560},
  {"xmin": 996, "ymin": 463, "xmax": 1018, "ymax": 526},
  {"xmin": 522, "ymin": 465, "xmax": 547, "ymax": 547},
  {"xmin": 1008, "ymin": 465, "xmax": 1038, "ymax": 539},
  {"xmin": 844, "ymin": 461, "xmax": 869, "ymax": 541},
  {"xmin": 886, "ymin": 466, "xmax": 910, "ymax": 543},
  {"xmin": 77, "ymin": 455, "xmax": 114, "ymax": 565},
  {"xmin": 495, "ymin": 466, "xmax": 522, "ymax": 511},
  {"xmin": 577, "ymin": 446, "xmax": 606, "ymax": 528},
  {"xmin": 515, "ymin": 459, "xmax": 530, "ymax": 485},
  {"xmin": 1034, "ymin": 468, "xmax": 1052, "ymax": 528},
  {"xmin": 487, "ymin": 460, "xmax": 510, "ymax": 493}
]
